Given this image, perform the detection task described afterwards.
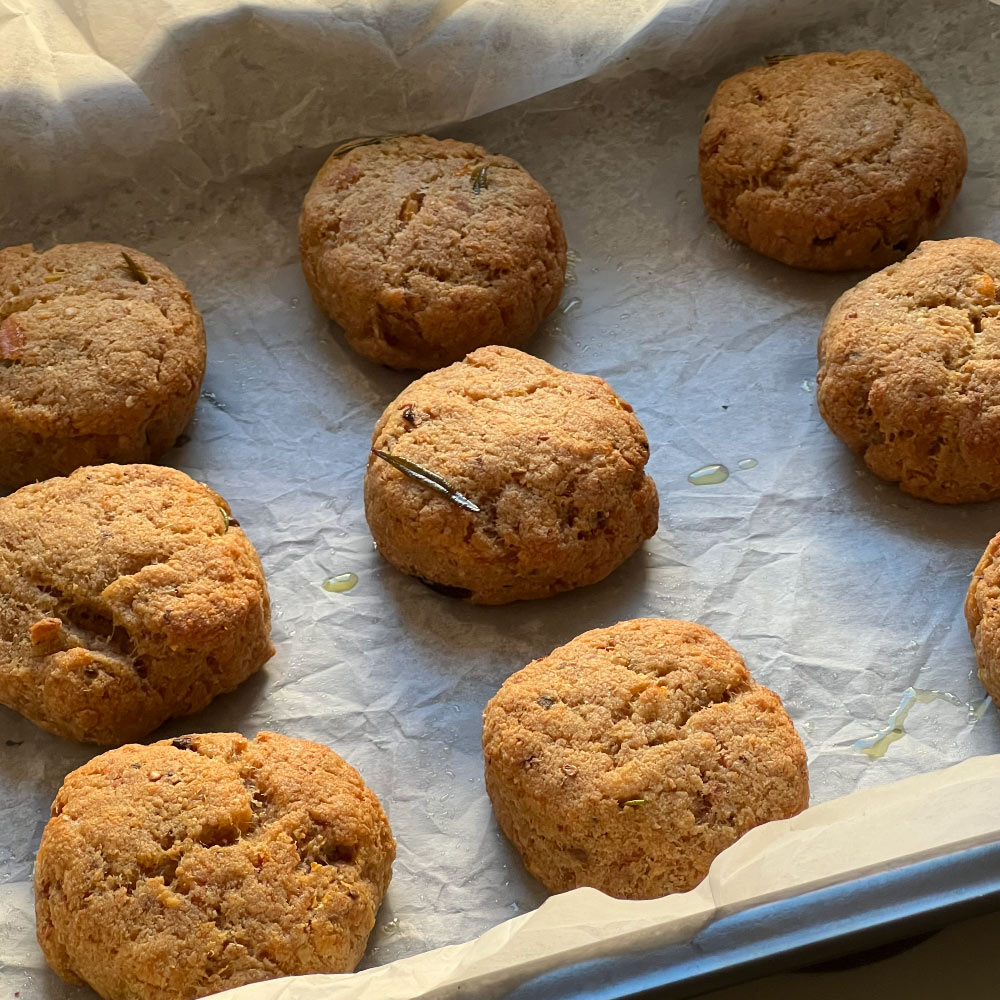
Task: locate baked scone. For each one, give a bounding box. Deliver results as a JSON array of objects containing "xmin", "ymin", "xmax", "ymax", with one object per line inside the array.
[
  {"xmin": 0, "ymin": 242, "xmax": 205, "ymax": 488},
  {"xmin": 364, "ymin": 345, "xmax": 659, "ymax": 604},
  {"xmin": 482, "ymin": 619, "xmax": 809, "ymax": 899},
  {"xmin": 0, "ymin": 464, "xmax": 273, "ymax": 744},
  {"xmin": 699, "ymin": 50, "xmax": 966, "ymax": 270},
  {"xmin": 817, "ymin": 237, "xmax": 1000, "ymax": 503},
  {"xmin": 965, "ymin": 532, "xmax": 1000, "ymax": 704},
  {"xmin": 299, "ymin": 134, "xmax": 567, "ymax": 370},
  {"xmin": 35, "ymin": 731, "xmax": 395, "ymax": 1000}
]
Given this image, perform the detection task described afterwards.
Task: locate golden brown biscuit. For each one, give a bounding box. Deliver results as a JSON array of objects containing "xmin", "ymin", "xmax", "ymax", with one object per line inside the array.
[
  {"xmin": 364, "ymin": 346, "xmax": 658, "ymax": 604},
  {"xmin": 0, "ymin": 464, "xmax": 273, "ymax": 744},
  {"xmin": 699, "ymin": 51, "xmax": 966, "ymax": 270},
  {"xmin": 0, "ymin": 242, "xmax": 206, "ymax": 488},
  {"xmin": 299, "ymin": 134, "xmax": 567, "ymax": 370},
  {"xmin": 965, "ymin": 532, "xmax": 1000, "ymax": 704},
  {"xmin": 35, "ymin": 731, "xmax": 395, "ymax": 1000},
  {"xmin": 483, "ymin": 619, "xmax": 809, "ymax": 899},
  {"xmin": 817, "ymin": 237, "xmax": 1000, "ymax": 503}
]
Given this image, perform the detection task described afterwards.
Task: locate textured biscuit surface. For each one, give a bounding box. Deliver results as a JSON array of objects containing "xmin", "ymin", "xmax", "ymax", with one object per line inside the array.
[
  {"xmin": 35, "ymin": 731, "xmax": 395, "ymax": 1000},
  {"xmin": 0, "ymin": 464, "xmax": 273, "ymax": 744},
  {"xmin": 965, "ymin": 533, "xmax": 1000, "ymax": 704},
  {"xmin": 0, "ymin": 242, "xmax": 205, "ymax": 488},
  {"xmin": 364, "ymin": 346, "xmax": 658, "ymax": 604},
  {"xmin": 699, "ymin": 50, "xmax": 966, "ymax": 270},
  {"xmin": 299, "ymin": 134, "xmax": 567, "ymax": 370},
  {"xmin": 483, "ymin": 619, "xmax": 809, "ymax": 899},
  {"xmin": 817, "ymin": 237, "xmax": 1000, "ymax": 503}
]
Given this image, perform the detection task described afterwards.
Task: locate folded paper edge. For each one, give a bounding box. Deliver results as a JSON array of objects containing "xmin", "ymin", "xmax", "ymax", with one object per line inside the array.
[{"xmin": 209, "ymin": 754, "xmax": 1000, "ymax": 1000}]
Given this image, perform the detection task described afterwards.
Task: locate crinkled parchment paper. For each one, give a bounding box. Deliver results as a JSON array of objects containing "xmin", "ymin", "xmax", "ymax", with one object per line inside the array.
[{"xmin": 3, "ymin": 0, "xmax": 1000, "ymax": 996}]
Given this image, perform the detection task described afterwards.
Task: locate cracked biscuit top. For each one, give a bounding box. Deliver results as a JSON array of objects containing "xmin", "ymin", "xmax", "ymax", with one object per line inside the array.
[
  {"xmin": 299, "ymin": 134, "xmax": 567, "ymax": 370},
  {"xmin": 699, "ymin": 50, "xmax": 966, "ymax": 271},
  {"xmin": 482, "ymin": 619, "xmax": 810, "ymax": 899},
  {"xmin": 0, "ymin": 242, "xmax": 206, "ymax": 488},
  {"xmin": 34, "ymin": 731, "xmax": 395, "ymax": 1000},
  {"xmin": 0, "ymin": 464, "xmax": 273, "ymax": 744},
  {"xmin": 363, "ymin": 345, "xmax": 659, "ymax": 604},
  {"xmin": 818, "ymin": 238, "xmax": 1000, "ymax": 502}
]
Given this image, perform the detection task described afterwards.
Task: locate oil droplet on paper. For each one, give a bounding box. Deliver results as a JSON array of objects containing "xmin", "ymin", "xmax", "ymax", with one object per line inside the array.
[
  {"xmin": 855, "ymin": 688, "xmax": 992, "ymax": 759},
  {"xmin": 321, "ymin": 572, "xmax": 358, "ymax": 594},
  {"xmin": 688, "ymin": 464, "xmax": 729, "ymax": 486},
  {"xmin": 562, "ymin": 297, "xmax": 582, "ymax": 314},
  {"xmin": 736, "ymin": 458, "xmax": 758, "ymax": 471},
  {"xmin": 969, "ymin": 696, "xmax": 993, "ymax": 722}
]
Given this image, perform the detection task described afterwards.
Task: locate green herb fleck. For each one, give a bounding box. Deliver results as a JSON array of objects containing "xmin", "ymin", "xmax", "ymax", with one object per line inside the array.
[
  {"xmin": 764, "ymin": 53, "xmax": 796, "ymax": 66},
  {"xmin": 622, "ymin": 799, "xmax": 647, "ymax": 807},
  {"xmin": 372, "ymin": 449, "xmax": 480, "ymax": 513},
  {"xmin": 121, "ymin": 252, "xmax": 149, "ymax": 284},
  {"xmin": 472, "ymin": 165, "xmax": 489, "ymax": 195},
  {"xmin": 330, "ymin": 133, "xmax": 410, "ymax": 158},
  {"xmin": 219, "ymin": 508, "xmax": 240, "ymax": 532}
]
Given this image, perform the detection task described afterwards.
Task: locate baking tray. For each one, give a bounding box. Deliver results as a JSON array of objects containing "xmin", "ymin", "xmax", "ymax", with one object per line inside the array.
[
  {"xmin": 497, "ymin": 841, "xmax": 1000, "ymax": 1000},
  {"xmin": 4, "ymin": 0, "xmax": 1000, "ymax": 998},
  {"xmin": 467, "ymin": 844, "xmax": 1000, "ymax": 1000}
]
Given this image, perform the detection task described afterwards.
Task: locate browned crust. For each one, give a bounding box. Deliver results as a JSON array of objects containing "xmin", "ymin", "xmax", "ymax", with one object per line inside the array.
[
  {"xmin": 699, "ymin": 50, "xmax": 967, "ymax": 270},
  {"xmin": 363, "ymin": 345, "xmax": 658, "ymax": 603},
  {"xmin": 0, "ymin": 242, "xmax": 206, "ymax": 487},
  {"xmin": 299, "ymin": 134, "xmax": 567, "ymax": 370},
  {"xmin": 817, "ymin": 237, "xmax": 1000, "ymax": 502},
  {"xmin": 966, "ymin": 532, "xmax": 1000, "ymax": 703},
  {"xmin": 34, "ymin": 731, "xmax": 395, "ymax": 1000},
  {"xmin": 483, "ymin": 619, "xmax": 809, "ymax": 898},
  {"xmin": 0, "ymin": 464, "xmax": 274, "ymax": 744}
]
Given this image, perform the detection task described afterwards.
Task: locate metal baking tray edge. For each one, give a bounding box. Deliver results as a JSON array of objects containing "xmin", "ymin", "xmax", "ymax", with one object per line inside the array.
[{"xmin": 439, "ymin": 838, "xmax": 1000, "ymax": 999}]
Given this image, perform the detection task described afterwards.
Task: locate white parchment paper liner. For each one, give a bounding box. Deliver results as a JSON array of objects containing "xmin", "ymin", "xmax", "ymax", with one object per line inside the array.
[{"xmin": 3, "ymin": 0, "xmax": 1000, "ymax": 996}]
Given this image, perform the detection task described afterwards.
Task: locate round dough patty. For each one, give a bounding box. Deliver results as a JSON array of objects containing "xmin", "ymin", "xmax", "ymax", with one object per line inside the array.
[
  {"xmin": 965, "ymin": 532, "xmax": 1000, "ymax": 704},
  {"xmin": 299, "ymin": 134, "xmax": 567, "ymax": 370},
  {"xmin": 364, "ymin": 345, "xmax": 659, "ymax": 604},
  {"xmin": 817, "ymin": 237, "xmax": 1000, "ymax": 503},
  {"xmin": 0, "ymin": 242, "xmax": 206, "ymax": 488},
  {"xmin": 0, "ymin": 464, "xmax": 273, "ymax": 744},
  {"xmin": 35, "ymin": 731, "xmax": 395, "ymax": 1000},
  {"xmin": 482, "ymin": 619, "xmax": 809, "ymax": 899},
  {"xmin": 699, "ymin": 50, "xmax": 966, "ymax": 270}
]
